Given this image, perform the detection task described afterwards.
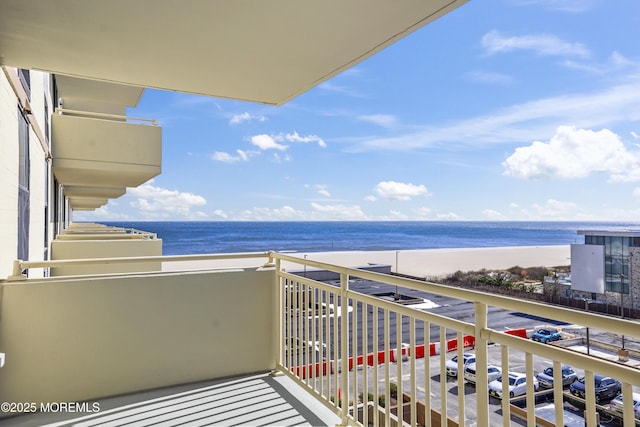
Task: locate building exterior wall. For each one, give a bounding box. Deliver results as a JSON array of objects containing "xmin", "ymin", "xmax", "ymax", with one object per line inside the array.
[
  {"xmin": 0, "ymin": 71, "xmax": 21, "ymax": 279},
  {"xmin": 0, "ymin": 69, "xmax": 52, "ymax": 279}
]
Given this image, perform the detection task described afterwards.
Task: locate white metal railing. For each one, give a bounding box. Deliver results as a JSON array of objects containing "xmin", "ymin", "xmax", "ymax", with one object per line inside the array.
[
  {"xmin": 4, "ymin": 251, "xmax": 640, "ymax": 425},
  {"xmin": 4, "ymin": 252, "xmax": 272, "ymax": 281},
  {"xmin": 272, "ymin": 252, "xmax": 640, "ymax": 427},
  {"xmin": 55, "ymin": 108, "xmax": 158, "ymax": 126}
]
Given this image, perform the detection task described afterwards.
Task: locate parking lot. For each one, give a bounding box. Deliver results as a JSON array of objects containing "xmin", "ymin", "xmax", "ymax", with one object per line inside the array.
[{"xmin": 350, "ymin": 339, "xmax": 640, "ymax": 426}]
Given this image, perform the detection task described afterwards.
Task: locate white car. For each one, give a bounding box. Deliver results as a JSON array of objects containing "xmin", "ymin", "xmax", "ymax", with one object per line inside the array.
[
  {"xmin": 609, "ymin": 392, "xmax": 640, "ymax": 419},
  {"xmin": 488, "ymin": 372, "xmax": 538, "ymax": 399},
  {"xmin": 445, "ymin": 352, "xmax": 475, "ymax": 377},
  {"xmin": 463, "ymin": 363, "xmax": 501, "ymax": 385}
]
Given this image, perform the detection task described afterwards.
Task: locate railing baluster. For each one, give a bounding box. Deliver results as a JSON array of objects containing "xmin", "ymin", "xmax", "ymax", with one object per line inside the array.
[
  {"xmin": 501, "ymin": 345, "xmax": 510, "ymax": 427},
  {"xmin": 310, "ymin": 284, "xmax": 316, "ymax": 388},
  {"xmin": 552, "ymin": 359, "xmax": 563, "ymax": 425},
  {"xmin": 396, "ymin": 311, "xmax": 403, "ymax": 425},
  {"xmin": 373, "ymin": 307, "xmax": 379, "ymax": 427},
  {"xmin": 333, "ymin": 289, "xmax": 339, "ymax": 409},
  {"xmin": 584, "ymin": 371, "xmax": 597, "ymax": 426},
  {"xmin": 340, "ymin": 272, "xmax": 349, "ymax": 424},
  {"xmin": 351, "ymin": 297, "xmax": 357, "ymax": 423},
  {"xmin": 362, "ymin": 304, "xmax": 369, "ymax": 427},
  {"xmin": 474, "ymin": 302, "xmax": 489, "ymax": 426},
  {"xmin": 525, "ymin": 352, "xmax": 535, "ymax": 425},
  {"xmin": 622, "ymin": 382, "xmax": 634, "ymax": 427},
  {"xmin": 457, "ymin": 331, "xmax": 465, "ymax": 427},
  {"xmin": 424, "ymin": 321, "xmax": 431, "ymax": 426},
  {"xmin": 384, "ymin": 308, "xmax": 390, "ymax": 427},
  {"xmin": 410, "ymin": 318, "xmax": 417, "ymax": 427},
  {"xmin": 439, "ymin": 326, "xmax": 447, "ymax": 427}
]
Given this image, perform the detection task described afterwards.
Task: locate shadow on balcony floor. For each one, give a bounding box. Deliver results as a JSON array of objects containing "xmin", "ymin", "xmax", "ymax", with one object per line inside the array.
[{"xmin": 0, "ymin": 372, "xmax": 340, "ymax": 427}]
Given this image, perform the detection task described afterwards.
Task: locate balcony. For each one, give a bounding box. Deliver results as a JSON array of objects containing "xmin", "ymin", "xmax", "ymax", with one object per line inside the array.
[
  {"xmin": 51, "ymin": 110, "xmax": 161, "ymax": 191},
  {"xmin": 49, "ymin": 223, "xmax": 162, "ymax": 276},
  {"xmin": 1, "ymin": 250, "xmax": 640, "ymax": 426}
]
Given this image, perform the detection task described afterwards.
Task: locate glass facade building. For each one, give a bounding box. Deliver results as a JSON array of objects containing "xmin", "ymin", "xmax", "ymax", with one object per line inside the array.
[{"xmin": 581, "ymin": 231, "xmax": 640, "ymax": 294}]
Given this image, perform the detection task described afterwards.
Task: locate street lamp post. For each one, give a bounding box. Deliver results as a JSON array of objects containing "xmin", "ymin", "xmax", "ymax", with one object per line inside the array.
[
  {"xmin": 583, "ymin": 298, "xmax": 590, "ymax": 355},
  {"xmin": 620, "ymin": 273, "xmax": 626, "ymax": 350}
]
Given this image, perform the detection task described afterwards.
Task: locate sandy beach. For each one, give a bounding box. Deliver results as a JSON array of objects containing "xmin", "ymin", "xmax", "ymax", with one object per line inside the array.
[
  {"xmin": 164, "ymin": 245, "xmax": 571, "ymax": 278},
  {"xmin": 286, "ymin": 245, "xmax": 571, "ymax": 279}
]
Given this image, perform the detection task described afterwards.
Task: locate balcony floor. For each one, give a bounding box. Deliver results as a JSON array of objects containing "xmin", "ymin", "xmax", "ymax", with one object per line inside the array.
[{"xmin": 0, "ymin": 372, "xmax": 341, "ymax": 427}]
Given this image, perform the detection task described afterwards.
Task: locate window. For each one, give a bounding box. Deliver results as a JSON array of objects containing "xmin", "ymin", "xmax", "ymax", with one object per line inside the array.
[
  {"xmin": 18, "ymin": 69, "xmax": 30, "ymax": 100},
  {"xmin": 18, "ymin": 108, "xmax": 30, "ymax": 261}
]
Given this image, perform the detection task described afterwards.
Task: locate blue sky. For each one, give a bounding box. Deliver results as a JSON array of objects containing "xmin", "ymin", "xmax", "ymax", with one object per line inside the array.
[{"xmin": 76, "ymin": 0, "xmax": 640, "ymax": 222}]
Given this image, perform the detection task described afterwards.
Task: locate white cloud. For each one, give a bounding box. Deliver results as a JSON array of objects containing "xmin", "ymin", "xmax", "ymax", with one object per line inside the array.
[
  {"xmin": 531, "ymin": 199, "xmax": 579, "ymax": 218},
  {"xmin": 632, "ymin": 131, "xmax": 639, "ymax": 139},
  {"xmin": 482, "ymin": 209, "xmax": 507, "ymax": 220},
  {"xmin": 128, "ymin": 181, "xmax": 208, "ymax": 220},
  {"xmin": 271, "ymin": 152, "xmax": 291, "ymax": 163},
  {"xmin": 306, "ymin": 184, "xmax": 331, "ymax": 197},
  {"xmin": 283, "ymin": 131, "xmax": 326, "ymax": 148},
  {"xmin": 503, "ymin": 126, "xmax": 640, "ymax": 181},
  {"xmin": 250, "ymin": 132, "xmax": 326, "ymax": 151},
  {"xmin": 350, "ymin": 79, "xmax": 640, "ymax": 151},
  {"xmin": 251, "ymin": 134, "xmax": 288, "ymax": 151},
  {"xmin": 211, "ymin": 149, "xmax": 253, "ymax": 163},
  {"xmin": 235, "ymin": 206, "xmax": 307, "ymax": 221},
  {"xmin": 562, "ymin": 51, "xmax": 636, "ymax": 75},
  {"xmin": 364, "ymin": 195, "xmax": 377, "ymax": 202},
  {"xmin": 212, "ymin": 209, "xmax": 228, "ymax": 219},
  {"xmin": 435, "ymin": 212, "xmax": 463, "ymax": 220},
  {"xmin": 229, "ymin": 112, "xmax": 266, "ymax": 125},
  {"xmin": 358, "ymin": 114, "xmax": 398, "ymax": 128},
  {"xmin": 310, "ymin": 202, "xmax": 366, "ymax": 220},
  {"xmin": 414, "ymin": 207, "xmax": 432, "ymax": 217},
  {"xmin": 481, "ymin": 30, "xmax": 590, "ymax": 58},
  {"xmin": 374, "ymin": 181, "xmax": 430, "ymax": 201}
]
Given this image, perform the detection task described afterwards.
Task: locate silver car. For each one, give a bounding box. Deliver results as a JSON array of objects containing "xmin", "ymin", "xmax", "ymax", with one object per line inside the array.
[
  {"xmin": 535, "ymin": 365, "xmax": 578, "ymax": 389},
  {"xmin": 464, "ymin": 363, "xmax": 501, "ymax": 385},
  {"xmin": 445, "ymin": 352, "xmax": 475, "ymax": 377},
  {"xmin": 609, "ymin": 392, "xmax": 640, "ymax": 419},
  {"xmin": 489, "ymin": 372, "xmax": 539, "ymax": 399}
]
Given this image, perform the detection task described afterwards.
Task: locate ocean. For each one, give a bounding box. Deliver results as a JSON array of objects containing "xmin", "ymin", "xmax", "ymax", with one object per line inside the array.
[{"xmin": 100, "ymin": 221, "xmax": 640, "ymax": 256}]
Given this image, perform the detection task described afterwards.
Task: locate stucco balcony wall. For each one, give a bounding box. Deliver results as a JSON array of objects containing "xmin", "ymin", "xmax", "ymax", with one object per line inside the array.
[
  {"xmin": 50, "ymin": 237, "xmax": 163, "ymax": 275},
  {"xmin": 0, "ymin": 267, "xmax": 275, "ymax": 406},
  {"xmin": 51, "ymin": 113, "xmax": 161, "ymax": 189}
]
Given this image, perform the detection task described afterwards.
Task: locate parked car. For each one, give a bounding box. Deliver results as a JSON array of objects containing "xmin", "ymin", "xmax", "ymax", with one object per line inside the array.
[
  {"xmin": 445, "ymin": 352, "xmax": 475, "ymax": 377},
  {"xmin": 488, "ymin": 372, "xmax": 538, "ymax": 399},
  {"xmin": 464, "ymin": 363, "xmax": 501, "ymax": 385},
  {"xmin": 531, "ymin": 327, "xmax": 562, "ymax": 343},
  {"xmin": 569, "ymin": 374, "xmax": 622, "ymax": 404},
  {"xmin": 609, "ymin": 392, "xmax": 640, "ymax": 419},
  {"xmin": 535, "ymin": 365, "xmax": 578, "ymax": 389}
]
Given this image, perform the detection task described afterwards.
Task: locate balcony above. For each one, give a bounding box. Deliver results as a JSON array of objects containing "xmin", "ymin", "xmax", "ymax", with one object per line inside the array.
[
  {"xmin": 67, "ymin": 196, "xmax": 108, "ymax": 210},
  {"xmin": 64, "ymin": 185, "xmax": 127, "ymax": 200},
  {"xmin": 0, "ymin": 0, "xmax": 468, "ymax": 106},
  {"xmin": 51, "ymin": 112, "xmax": 161, "ymax": 189}
]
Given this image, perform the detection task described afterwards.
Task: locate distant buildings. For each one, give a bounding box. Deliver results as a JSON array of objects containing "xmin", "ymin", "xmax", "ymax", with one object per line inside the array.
[{"xmin": 569, "ymin": 229, "xmax": 640, "ymax": 310}]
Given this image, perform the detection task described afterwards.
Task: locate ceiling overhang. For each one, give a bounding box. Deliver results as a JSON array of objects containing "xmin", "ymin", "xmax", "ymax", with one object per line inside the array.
[{"xmin": 0, "ymin": 0, "xmax": 468, "ymax": 106}]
